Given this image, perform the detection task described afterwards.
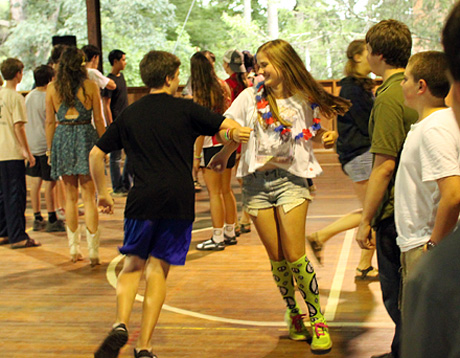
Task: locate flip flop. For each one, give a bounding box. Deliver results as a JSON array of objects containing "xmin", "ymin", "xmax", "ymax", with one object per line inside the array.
[{"xmin": 11, "ymin": 238, "xmax": 41, "ymax": 249}]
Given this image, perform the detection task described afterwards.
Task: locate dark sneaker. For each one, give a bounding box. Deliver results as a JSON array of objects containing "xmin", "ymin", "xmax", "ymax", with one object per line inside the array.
[
  {"xmin": 33, "ymin": 219, "xmax": 46, "ymax": 231},
  {"xmin": 224, "ymin": 234, "xmax": 237, "ymax": 246},
  {"xmin": 134, "ymin": 349, "xmax": 157, "ymax": 358},
  {"xmin": 112, "ymin": 188, "xmax": 129, "ymax": 197},
  {"xmin": 196, "ymin": 238, "xmax": 225, "ymax": 251},
  {"xmin": 94, "ymin": 323, "xmax": 129, "ymax": 358},
  {"xmin": 46, "ymin": 219, "xmax": 66, "ymax": 232}
]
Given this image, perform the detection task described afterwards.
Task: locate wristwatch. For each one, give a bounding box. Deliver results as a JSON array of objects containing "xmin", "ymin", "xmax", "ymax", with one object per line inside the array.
[{"xmin": 425, "ymin": 240, "xmax": 437, "ymax": 250}]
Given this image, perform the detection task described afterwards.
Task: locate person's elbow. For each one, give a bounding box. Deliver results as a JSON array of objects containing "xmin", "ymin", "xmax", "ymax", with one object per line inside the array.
[{"xmin": 106, "ymin": 80, "xmax": 116, "ymax": 90}]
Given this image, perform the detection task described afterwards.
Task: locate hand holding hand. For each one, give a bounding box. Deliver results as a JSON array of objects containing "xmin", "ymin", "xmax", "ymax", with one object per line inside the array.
[
  {"xmin": 232, "ymin": 127, "xmax": 252, "ymax": 143},
  {"xmin": 207, "ymin": 151, "xmax": 228, "ymax": 173},
  {"xmin": 98, "ymin": 194, "xmax": 114, "ymax": 214}
]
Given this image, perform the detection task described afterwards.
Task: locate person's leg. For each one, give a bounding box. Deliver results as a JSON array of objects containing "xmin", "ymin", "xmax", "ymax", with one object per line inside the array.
[
  {"xmin": 79, "ymin": 175, "xmax": 100, "ymax": 266},
  {"xmin": 197, "ymin": 168, "xmax": 225, "ymax": 250},
  {"xmin": 62, "ymin": 175, "xmax": 79, "ymax": 231},
  {"xmin": 109, "ymin": 149, "xmax": 123, "ymax": 192},
  {"xmin": 2, "ymin": 161, "xmax": 31, "ymax": 245},
  {"xmin": 250, "ymin": 207, "xmax": 311, "ymax": 341},
  {"xmin": 79, "ymin": 175, "xmax": 98, "ymax": 233},
  {"xmin": 95, "ymin": 254, "xmax": 145, "ymax": 358},
  {"xmin": 29, "ymin": 176, "xmax": 42, "ymax": 215},
  {"xmin": 277, "ymin": 201, "xmax": 332, "ymax": 353},
  {"xmin": 136, "ymin": 257, "xmax": 170, "ymax": 351},
  {"xmin": 29, "ymin": 176, "xmax": 47, "ymax": 231},
  {"xmin": 62, "ymin": 175, "xmax": 82, "ymax": 261},
  {"xmin": 55, "ymin": 179, "xmax": 66, "ymax": 219},
  {"xmin": 221, "ymin": 168, "xmax": 238, "ymax": 244},
  {"xmin": 44, "ymin": 180, "xmax": 56, "ymax": 214},
  {"xmin": 375, "ymin": 216, "xmax": 401, "ymax": 358}
]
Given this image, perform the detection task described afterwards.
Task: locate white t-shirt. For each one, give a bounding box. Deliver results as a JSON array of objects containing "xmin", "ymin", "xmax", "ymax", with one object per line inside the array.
[
  {"xmin": 395, "ymin": 108, "xmax": 460, "ymax": 252},
  {"xmin": 87, "ymin": 68, "xmax": 110, "ymax": 89},
  {"xmin": 87, "ymin": 68, "xmax": 108, "ymax": 126},
  {"xmin": 25, "ymin": 89, "xmax": 47, "ymax": 156},
  {"xmin": 224, "ymin": 87, "xmax": 322, "ymax": 178},
  {"xmin": 0, "ymin": 88, "xmax": 27, "ymax": 161}
]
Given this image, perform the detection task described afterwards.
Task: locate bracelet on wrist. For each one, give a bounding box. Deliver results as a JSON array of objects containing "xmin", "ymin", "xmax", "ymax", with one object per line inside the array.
[
  {"xmin": 194, "ymin": 154, "xmax": 202, "ymax": 159},
  {"xmin": 426, "ymin": 240, "xmax": 437, "ymax": 250},
  {"xmin": 46, "ymin": 149, "xmax": 51, "ymax": 157}
]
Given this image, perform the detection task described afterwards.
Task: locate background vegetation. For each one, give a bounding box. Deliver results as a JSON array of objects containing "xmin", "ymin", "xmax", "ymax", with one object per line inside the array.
[{"xmin": 0, "ymin": 0, "xmax": 454, "ymax": 89}]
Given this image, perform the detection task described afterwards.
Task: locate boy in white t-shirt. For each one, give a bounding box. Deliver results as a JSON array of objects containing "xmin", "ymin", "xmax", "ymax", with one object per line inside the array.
[
  {"xmin": 396, "ymin": 51, "xmax": 460, "ymax": 310},
  {"xmin": 0, "ymin": 58, "xmax": 40, "ymax": 248}
]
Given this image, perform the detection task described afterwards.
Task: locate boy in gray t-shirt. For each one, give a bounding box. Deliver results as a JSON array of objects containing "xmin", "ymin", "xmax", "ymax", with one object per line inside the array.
[{"xmin": 25, "ymin": 65, "xmax": 65, "ymax": 232}]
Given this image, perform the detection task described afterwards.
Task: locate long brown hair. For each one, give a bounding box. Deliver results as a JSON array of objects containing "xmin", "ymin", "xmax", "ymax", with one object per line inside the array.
[
  {"xmin": 256, "ymin": 39, "xmax": 350, "ymax": 125},
  {"xmin": 54, "ymin": 47, "xmax": 88, "ymax": 107},
  {"xmin": 345, "ymin": 39, "xmax": 374, "ymax": 92},
  {"xmin": 190, "ymin": 51, "xmax": 227, "ymax": 114}
]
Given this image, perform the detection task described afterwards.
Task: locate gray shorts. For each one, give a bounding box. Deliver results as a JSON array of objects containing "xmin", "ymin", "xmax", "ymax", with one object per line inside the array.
[
  {"xmin": 343, "ymin": 150, "xmax": 373, "ymax": 182},
  {"xmin": 242, "ymin": 168, "xmax": 312, "ymax": 217}
]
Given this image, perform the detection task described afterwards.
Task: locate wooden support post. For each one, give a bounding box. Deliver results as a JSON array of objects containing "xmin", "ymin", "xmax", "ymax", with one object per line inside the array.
[{"xmin": 86, "ymin": 0, "xmax": 103, "ymax": 72}]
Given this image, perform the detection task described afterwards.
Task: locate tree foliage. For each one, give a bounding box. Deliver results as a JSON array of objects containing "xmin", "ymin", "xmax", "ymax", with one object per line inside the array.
[{"xmin": 0, "ymin": 0, "xmax": 455, "ymax": 89}]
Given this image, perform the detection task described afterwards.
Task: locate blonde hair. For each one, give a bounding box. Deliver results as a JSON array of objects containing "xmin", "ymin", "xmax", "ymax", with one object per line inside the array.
[{"xmin": 256, "ymin": 39, "xmax": 350, "ymax": 126}]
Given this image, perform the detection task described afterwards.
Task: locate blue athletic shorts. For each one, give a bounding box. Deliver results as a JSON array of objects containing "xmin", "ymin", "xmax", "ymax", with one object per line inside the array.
[{"xmin": 120, "ymin": 218, "xmax": 193, "ymax": 265}]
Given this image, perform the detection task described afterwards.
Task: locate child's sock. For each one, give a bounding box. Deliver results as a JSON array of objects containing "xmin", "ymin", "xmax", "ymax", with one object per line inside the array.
[
  {"xmin": 224, "ymin": 223, "xmax": 235, "ymax": 237},
  {"xmin": 287, "ymin": 255, "xmax": 324, "ymax": 323},
  {"xmin": 34, "ymin": 212, "xmax": 44, "ymax": 221},
  {"xmin": 270, "ymin": 259, "xmax": 302, "ymax": 315},
  {"xmin": 212, "ymin": 228, "xmax": 224, "ymax": 243},
  {"xmin": 48, "ymin": 211, "xmax": 57, "ymax": 224}
]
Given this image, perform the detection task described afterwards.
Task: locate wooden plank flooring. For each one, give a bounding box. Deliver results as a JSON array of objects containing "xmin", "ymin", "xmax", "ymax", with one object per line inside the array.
[{"xmin": 0, "ymin": 151, "xmax": 395, "ymax": 358}]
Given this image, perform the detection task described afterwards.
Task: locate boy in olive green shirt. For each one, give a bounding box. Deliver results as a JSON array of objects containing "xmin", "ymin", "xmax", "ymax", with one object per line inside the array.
[{"xmin": 355, "ymin": 20, "xmax": 418, "ymax": 358}]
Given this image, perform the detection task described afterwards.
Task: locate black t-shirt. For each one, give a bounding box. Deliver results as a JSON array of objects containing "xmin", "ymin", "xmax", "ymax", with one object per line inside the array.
[
  {"xmin": 336, "ymin": 76, "xmax": 374, "ymax": 166},
  {"xmin": 96, "ymin": 93, "xmax": 225, "ymax": 221},
  {"xmin": 102, "ymin": 73, "xmax": 128, "ymax": 120}
]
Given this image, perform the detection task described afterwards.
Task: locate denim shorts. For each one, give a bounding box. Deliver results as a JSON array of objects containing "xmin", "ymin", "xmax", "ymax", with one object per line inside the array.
[
  {"xmin": 242, "ymin": 168, "xmax": 312, "ymax": 217},
  {"xmin": 120, "ymin": 218, "xmax": 193, "ymax": 265},
  {"xmin": 343, "ymin": 150, "xmax": 373, "ymax": 182}
]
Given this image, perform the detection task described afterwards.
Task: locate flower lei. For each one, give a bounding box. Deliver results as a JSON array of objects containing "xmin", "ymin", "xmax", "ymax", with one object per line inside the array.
[{"xmin": 255, "ymin": 81, "xmax": 321, "ymax": 142}]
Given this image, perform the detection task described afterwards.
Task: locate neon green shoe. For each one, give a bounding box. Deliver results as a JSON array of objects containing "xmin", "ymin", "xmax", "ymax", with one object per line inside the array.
[
  {"xmin": 310, "ymin": 319, "xmax": 332, "ymax": 354},
  {"xmin": 284, "ymin": 310, "xmax": 312, "ymax": 341}
]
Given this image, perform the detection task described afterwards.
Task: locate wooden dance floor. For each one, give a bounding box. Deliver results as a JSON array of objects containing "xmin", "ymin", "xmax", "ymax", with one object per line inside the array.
[{"xmin": 0, "ymin": 151, "xmax": 395, "ymax": 358}]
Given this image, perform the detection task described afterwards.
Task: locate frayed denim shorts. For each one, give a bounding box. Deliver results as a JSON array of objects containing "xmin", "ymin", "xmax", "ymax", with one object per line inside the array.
[
  {"xmin": 242, "ymin": 168, "xmax": 312, "ymax": 217},
  {"xmin": 343, "ymin": 150, "xmax": 373, "ymax": 182}
]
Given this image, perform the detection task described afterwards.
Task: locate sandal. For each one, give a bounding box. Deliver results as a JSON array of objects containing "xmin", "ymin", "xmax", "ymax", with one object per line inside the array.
[
  {"xmin": 0, "ymin": 237, "xmax": 9, "ymax": 245},
  {"xmin": 355, "ymin": 266, "xmax": 379, "ymax": 281},
  {"xmin": 11, "ymin": 238, "xmax": 41, "ymax": 249},
  {"xmin": 236, "ymin": 222, "xmax": 251, "ymax": 237},
  {"xmin": 306, "ymin": 232, "xmax": 323, "ymax": 264}
]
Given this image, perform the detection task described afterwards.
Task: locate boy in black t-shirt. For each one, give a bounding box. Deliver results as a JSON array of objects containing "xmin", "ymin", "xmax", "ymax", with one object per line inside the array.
[
  {"xmin": 90, "ymin": 50, "xmax": 251, "ymax": 358},
  {"xmin": 102, "ymin": 49, "xmax": 131, "ymax": 195}
]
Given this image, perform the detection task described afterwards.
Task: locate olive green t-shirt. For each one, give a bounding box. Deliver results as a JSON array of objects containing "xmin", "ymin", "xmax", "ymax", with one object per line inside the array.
[{"xmin": 369, "ymin": 72, "xmax": 418, "ymax": 226}]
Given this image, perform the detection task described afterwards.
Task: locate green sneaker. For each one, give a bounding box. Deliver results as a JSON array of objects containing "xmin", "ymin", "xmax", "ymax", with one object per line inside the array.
[
  {"xmin": 310, "ymin": 319, "xmax": 332, "ymax": 354},
  {"xmin": 284, "ymin": 310, "xmax": 312, "ymax": 341}
]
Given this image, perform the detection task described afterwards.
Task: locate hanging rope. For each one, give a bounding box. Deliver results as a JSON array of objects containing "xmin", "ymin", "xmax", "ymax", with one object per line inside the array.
[{"xmin": 173, "ymin": 0, "xmax": 197, "ymax": 54}]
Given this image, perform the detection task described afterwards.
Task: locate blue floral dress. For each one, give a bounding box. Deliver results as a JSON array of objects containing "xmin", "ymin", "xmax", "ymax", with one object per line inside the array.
[{"xmin": 50, "ymin": 97, "xmax": 98, "ymax": 180}]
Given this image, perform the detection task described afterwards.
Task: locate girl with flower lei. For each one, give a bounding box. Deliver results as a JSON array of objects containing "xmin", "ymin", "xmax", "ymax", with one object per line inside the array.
[{"xmin": 209, "ymin": 39, "xmax": 350, "ymax": 355}]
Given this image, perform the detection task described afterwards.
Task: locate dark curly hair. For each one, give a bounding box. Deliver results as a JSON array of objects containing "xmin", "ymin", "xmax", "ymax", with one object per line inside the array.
[{"xmin": 54, "ymin": 47, "xmax": 88, "ymax": 107}]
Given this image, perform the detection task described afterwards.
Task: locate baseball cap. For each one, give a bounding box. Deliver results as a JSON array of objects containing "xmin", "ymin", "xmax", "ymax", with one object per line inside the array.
[{"xmin": 223, "ymin": 49, "xmax": 246, "ymax": 73}]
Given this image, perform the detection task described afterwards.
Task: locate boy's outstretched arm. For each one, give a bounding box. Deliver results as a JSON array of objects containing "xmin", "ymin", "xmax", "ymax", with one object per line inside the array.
[{"xmin": 89, "ymin": 145, "xmax": 114, "ymax": 214}]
